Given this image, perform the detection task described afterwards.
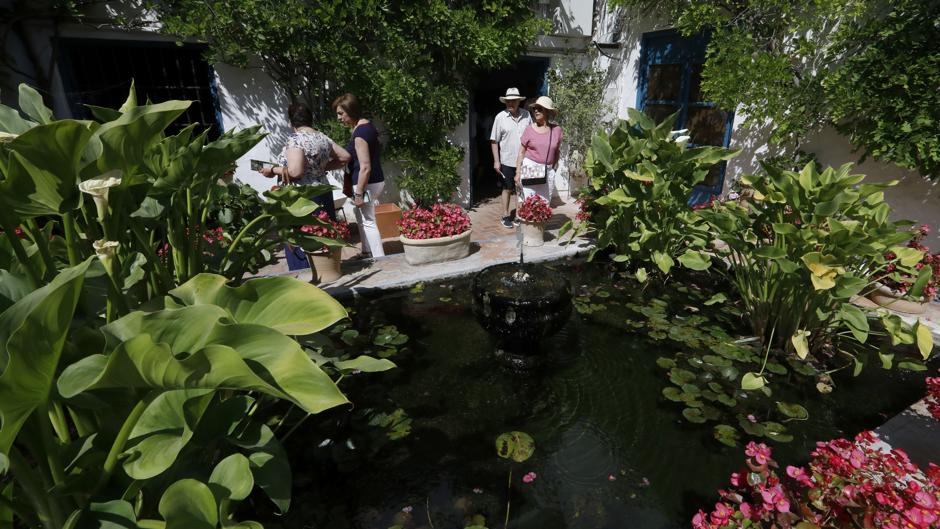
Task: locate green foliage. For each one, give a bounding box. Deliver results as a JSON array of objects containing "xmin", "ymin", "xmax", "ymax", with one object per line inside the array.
[
  {"xmin": 397, "ymin": 142, "xmax": 464, "ymax": 206},
  {"xmin": 547, "ymin": 58, "xmax": 612, "ymax": 177},
  {"xmin": 689, "ymin": 162, "xmax": 933, "ymax": 361},
  {"xmin": 142, "ymin": 0, "xmax": 548, "ymax": 198},
  {"xmin": 609, "ymin": 0, "xmax": 940, "ymax": 178},
  {"xmin": 569, "ymin": 109, "xmax": 738, "ymax": 279},
  {"xmin": 0, "ymin": 84, "xmax": 396, "ymax": 527}
]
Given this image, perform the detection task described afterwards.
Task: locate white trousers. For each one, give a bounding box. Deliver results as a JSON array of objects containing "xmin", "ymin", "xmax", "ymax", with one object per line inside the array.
[{"xmin": 355, "ymin": 181, "xmax": 386, "ymax": 257}]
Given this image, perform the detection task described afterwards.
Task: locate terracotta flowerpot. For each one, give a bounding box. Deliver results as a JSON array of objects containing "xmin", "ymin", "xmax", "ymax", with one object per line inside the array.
[
  {"xmin": 400, "ymin": 229, "xmax": 472, "ymax": 265},
  {"xmin": 375, "ymin": 203, "xmax": 402, "ymax": 239},
  {"xmin": 867, "ymin": 283, "xmax": 928, "ymax": 315},
  {"xmin": 520, "ymin": 220, "xmax": 545, "ymax": 247},
  {"xmin": 306, "ymin": 247, "xmax": 343, "ymax": 283}
]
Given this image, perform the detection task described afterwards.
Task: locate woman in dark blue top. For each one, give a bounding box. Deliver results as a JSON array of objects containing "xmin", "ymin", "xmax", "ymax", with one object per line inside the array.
[{"xmin": 333, "ymin": 93, "xmax": 386, "ymax": 258}]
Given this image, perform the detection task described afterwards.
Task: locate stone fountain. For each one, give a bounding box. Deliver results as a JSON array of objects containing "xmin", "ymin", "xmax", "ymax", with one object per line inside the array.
[{"xmin": 471, "ymin": 227, "xmax": 572, "ymax": 366}]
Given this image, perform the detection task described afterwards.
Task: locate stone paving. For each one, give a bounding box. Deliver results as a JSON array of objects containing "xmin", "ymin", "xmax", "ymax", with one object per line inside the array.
[{"xmin": 254, "ymin": 193, "xmax": 591, "ymax": 297}]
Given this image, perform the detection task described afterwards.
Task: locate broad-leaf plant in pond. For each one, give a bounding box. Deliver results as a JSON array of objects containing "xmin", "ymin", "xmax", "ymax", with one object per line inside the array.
[
  {"xmin": 563, "ymin": 108, "xmax": 739, "ymax": 282},
  {"xmin": 688, "ymin": 162, "xmax": 933, "ymax": 384},
  {"xmin": 0, "ymin": 84, "xmax": 394, "ymax": 527}
]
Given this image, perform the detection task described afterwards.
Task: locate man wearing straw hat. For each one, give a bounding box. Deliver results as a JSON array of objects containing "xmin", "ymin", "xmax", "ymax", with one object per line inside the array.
[{"xmin": 490, "ymin": 87, "xmax": 531, "ymax": 228}]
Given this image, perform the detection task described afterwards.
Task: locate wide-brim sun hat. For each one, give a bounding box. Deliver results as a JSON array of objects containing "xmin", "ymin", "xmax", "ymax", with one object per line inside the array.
[
  {"xmin": 530, "ymin": 96, "xmax": 558, "ymax": 116},
  {"xmin": 499, "ymin": 87, "xmax": 526, "ymax": 103}
]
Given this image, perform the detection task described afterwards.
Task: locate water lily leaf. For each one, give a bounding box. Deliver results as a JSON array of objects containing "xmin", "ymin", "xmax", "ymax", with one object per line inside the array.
[
  {"xmin": 707, "ymin": 382, "xmax": 724, "ymax": 393},
  {"xmin": 713, "ymin": 424, "xmax": 739, "ymax": 447},
  {"xmin": 682, "ymin": 407, "xmax": 706, "ymax": 423},
  {"xmin": 158, "ymin": 479, "xmax": 217, "ymax": 529},
  {"xmin": 717, "ymin": 394, "xmax": 737, "ymax": 408},
  {"xmin": 740, "ymin": 372, "xmax": 766, "ymax": 391},
  {"xmin": 669, "ymin": 368, "xmax": 696, "ymax": 385},
  {"xmin": 775, "ymin": 402, "xmax": 809, "ymax": 420},
  {"xmin": 495, "ymin": 431, "xmax": 535, "ymax": 463},
  {"xmin": 680, "ymin": 383, "xmax": 701, "ymax": 396},
  {"xmin": 703, "ymin": 293, "xmax": 726, "ymax": 305},
  {"xmin": 718, "ymin": 365, "xmax": 740, "ymax": 381},
  {"xmin": 737, "ymin": 416, "xmax": 765, "ymax": 436},
  {"xmin": 915, "ymin": 321, "xmax": 933, "ymax": 360},
  {"xmin": 655, "ymin": 357, "xmax": 676, "ymax": 369},
  {"xmin": 702, "ymin": 354, "xmax": 731, "ymax": 367},
  {"xmin": 662, "ymin": 387, "xmax": 683, "ymax": 402},
  {"xmin": 765, "ymin": 362, "xmax": 788, "ymax": 375}
]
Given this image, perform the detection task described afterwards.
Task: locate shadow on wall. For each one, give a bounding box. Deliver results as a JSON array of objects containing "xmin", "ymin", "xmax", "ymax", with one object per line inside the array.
[{"xmin": 213, "ymin": 62, "xmax": 292, "ymax": 193}]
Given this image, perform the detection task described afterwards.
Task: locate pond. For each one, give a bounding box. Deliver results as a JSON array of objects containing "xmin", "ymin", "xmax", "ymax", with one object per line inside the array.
[{"xmin": 272, "ymin": 260, "xmax": 931, "ymax": 529}]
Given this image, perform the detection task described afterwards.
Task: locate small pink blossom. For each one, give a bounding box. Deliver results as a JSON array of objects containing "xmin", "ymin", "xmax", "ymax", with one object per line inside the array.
[
  {"xmin": 607, "ymin": 474, "xmax": 617, "ymax": 481},
  {"xmin": 522, "ymin": 471, "xmax": 537, "ymax": 484},
  {"xmin": 401, "ymin": 506, "xmax": 413, "ymax": 513}
]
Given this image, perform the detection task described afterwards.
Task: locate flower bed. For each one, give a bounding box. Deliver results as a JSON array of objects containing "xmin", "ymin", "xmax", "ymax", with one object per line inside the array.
[
  {"xmin": 878, "ymin": 224, "xmax": 940, "ymax": 301},
  {"xmin": 517, "ymin": 195, "xmax": 552, "ymax": 223},
  {"xmin": 693, "ymin": 433, "xmax": 940, "ymax": 529},
  {"xmin": 300, "ymin": 210, "xmax": 351, "ymax": 242},
  {"xmin": 398, "ymin": 203, "xmax": 470, "ymax": 240}
]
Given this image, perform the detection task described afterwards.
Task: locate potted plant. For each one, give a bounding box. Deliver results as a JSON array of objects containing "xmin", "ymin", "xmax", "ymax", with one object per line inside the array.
[
  {"xmin": 299, "ymin": 210, "xmax": 351, "ymax": 283},
  {"xmin": 517, "ymin": 195, "xmax": 552, "ymax": 247},
  {"xmin": 398, "ymin": 203, "xmax": 472, "ymax": 265},
  {"xmin": 869, "ymin": 224, "xmax": 940, "ymax": 314}
]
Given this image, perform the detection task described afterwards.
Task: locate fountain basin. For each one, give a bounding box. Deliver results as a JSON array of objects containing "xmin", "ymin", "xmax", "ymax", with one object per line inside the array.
[{"xmin": 471, "ymin": 262, "xmax": 572, "ymax": 350}]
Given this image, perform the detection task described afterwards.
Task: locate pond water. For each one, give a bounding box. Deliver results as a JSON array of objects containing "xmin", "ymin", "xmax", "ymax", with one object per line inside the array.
[{"xmin": 274, "ymin": 261, "xmax": 930, "ymax": 529}]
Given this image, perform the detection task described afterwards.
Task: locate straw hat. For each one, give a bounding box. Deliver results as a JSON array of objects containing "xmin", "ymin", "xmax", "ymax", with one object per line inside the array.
[
  {"xmin": 499, "ymin": 87, "xmax": 526, "ymax": 103},
  {"xmin": 530, "ymin": 96, "xmax": 558, "ymax": 117}
]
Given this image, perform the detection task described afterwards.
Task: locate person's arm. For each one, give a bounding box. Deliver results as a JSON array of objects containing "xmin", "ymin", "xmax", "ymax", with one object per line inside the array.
[
  {"xmin": 515, "ymin": 138, "xmax": 526, "ymax": 186},
  {"xmin": 353, "ymin": 137, "xmax": 371, "ymax": 207},
  {"xmin": 324, "ymin": 142, "xmax": 351, "ymax": 170},
  {"xmin": 272, "ymin": 147, "xmax": 306, "ymax": 184},
  {"xmin": 552, "ymin": 126, "xmax": 564, "ymax": 170},
  {"xmin": 490, "ymin": 117, "xmax": 502, "ymax": 174}
]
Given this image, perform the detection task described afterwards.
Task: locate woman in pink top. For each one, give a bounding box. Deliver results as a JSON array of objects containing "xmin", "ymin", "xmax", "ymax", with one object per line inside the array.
[{"xmin": 515, "ymin": 96, "xmax": 562, "ymax": 204}]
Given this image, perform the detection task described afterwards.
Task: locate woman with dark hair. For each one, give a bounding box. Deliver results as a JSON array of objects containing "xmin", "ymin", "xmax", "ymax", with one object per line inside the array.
[
  {"xmin": 259, "ymin": 102, "xmax": 350, "ymax": 219},
  {"xmin": 333, "ymin": 93, "xmax": 386, "ymax": 259}
]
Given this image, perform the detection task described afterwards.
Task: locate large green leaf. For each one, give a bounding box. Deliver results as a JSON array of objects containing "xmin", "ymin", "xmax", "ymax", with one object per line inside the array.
[
  {"xmin": 81, "ymin": 500, "xmax": 138, "ymax": 529},
  {"xmin": 915, "ymin": 321, "xmax": 934, "ymax": 360},
  {"xmin": 166, "ymin": 274, "xmax": 347, "ymax": 335},
  {"xmin": 0, "ymin": 120, "xmax": 92, "ymax": 217},
  {"xmin": 122, "ymin": 390, "xmax": 213, "ymax": 479},
  {"xmin": 0, "ymin": 260, "xmax": 89, "ymax": 454},
  {"xmin": 18, "ymin": 84, "xmax": 53, "ymax": 124},
  {"xmin": 838, "ymin": 304, "xmax": 870, "ymax": 343},
  {"xmin": 677, "ymin": 250, "xmax": 711, "ymax": 271},
  {"xmin": 159, "ymin": 479, "xmax": 217, "ymax": 529},
  {"xmin": 92, "ymin": 100, "xmax": 192, "ymax": 174},
  {"xmin": 209, "ymin": 453, "xmax": 254, "ymax": 501},
  {"xmin": 0, "ymin": 104, "xmax": 36, "ymax": 134},
  {"xmin": 227, "ymin": 420, "xmax": 291, "ymax": 513},
  {"xmin": 58, "ymin": 306, "xmax": 349, "ymax": 414}
]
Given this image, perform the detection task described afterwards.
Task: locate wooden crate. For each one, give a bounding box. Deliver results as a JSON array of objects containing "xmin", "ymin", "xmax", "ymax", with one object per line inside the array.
[{"xmin": 375, "ymin": 203, "xmax": 402, "ymax": 239}]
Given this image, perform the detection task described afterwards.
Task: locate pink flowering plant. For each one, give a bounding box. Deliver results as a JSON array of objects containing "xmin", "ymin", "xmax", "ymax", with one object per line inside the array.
[
  {"xmin": 398, "ymin": 203, "xmax": 471, "ymax": 240},
  {"xmin": 925, "ymin": 371, "xmax": 940, "ymax": 421},
  {"xmin": 877, "ymin": 224, "xmax": 940, "ymax": 301},
  {"xmin": 693, "ymin": 434, "xmax": 940, "ymax": 529},
  {"xmin": 517, "ymin": 195, "xmax": 552, "ymax": 223},
  {"xmin": 297, "ymin": 209, "xmax": 351, "ymax": 251}
]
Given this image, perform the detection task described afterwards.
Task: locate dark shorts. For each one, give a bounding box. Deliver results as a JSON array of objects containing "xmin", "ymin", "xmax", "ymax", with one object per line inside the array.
[{"xmin": 498, "ymin": 164, "xmax": 517, "ymax": 191}]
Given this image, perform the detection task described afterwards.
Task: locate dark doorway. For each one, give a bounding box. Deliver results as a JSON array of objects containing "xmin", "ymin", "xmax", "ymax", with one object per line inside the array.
[{"xmin": 469, "ymin": 56, "xmax": 549, "ymax": 205}]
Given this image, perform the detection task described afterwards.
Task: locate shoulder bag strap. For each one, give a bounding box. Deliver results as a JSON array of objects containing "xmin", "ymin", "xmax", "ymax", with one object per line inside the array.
[{"xmin": 544, "ymin": 125, "xmax": 553, "ymax": 180}]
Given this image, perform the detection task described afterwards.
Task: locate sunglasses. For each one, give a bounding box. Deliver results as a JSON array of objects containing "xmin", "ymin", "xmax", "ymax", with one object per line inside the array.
[{"xmin": 531, "ymin": 106, "xmax": 545, "ymax": 113}]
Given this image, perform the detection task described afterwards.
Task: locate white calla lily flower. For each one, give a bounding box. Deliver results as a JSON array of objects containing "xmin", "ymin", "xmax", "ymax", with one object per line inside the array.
[
  {"xmin": 675, "ymin": 135, "xmax": 691, "ymax": 149},
  {"xmin": 79, "ymin": 170, "xmax": 123, "ymax": 221}
]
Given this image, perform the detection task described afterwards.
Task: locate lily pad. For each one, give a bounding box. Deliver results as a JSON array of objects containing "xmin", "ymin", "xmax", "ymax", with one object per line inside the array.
[
  {"xmin": 680, "ymin": 383, "xmax": 701, "ymax": 396},
  {"xmin": 765, "ymin": 362, "xmax": 788, "ymax": 375},
  {"xmin": 669, "ymin": 368, "xmax": 696, "ymax": 385},
  {"xmin": 655, "ymin": 357, "xmax": 677, "ymax": 369},
  {"xmin": 713, "ymin": 424, "xmax": 739, "ymax": 447},
  {"xmin": 717, "ymin": 394, "xmax": 738, "ymax": 408},
  {"xmin": 702, "ymin": 354, "xmax": 732, "ymax": 367},
  {"xmin": 775, "ymin": 402, "xmax": 809, "ymax": 420},
  {"xmin": 495, "ymin": 431, "xmax": 535, "ymax": 463},
  {"xmin": 682, "ymin": 408, "xmax": 707, "ymax": 424},
  {"xmin": 662, "ymin": 387, "xmax": 683, "ymax": 402}
]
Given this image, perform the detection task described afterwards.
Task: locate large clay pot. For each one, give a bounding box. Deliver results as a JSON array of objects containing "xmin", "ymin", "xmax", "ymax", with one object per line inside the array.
[
  {"xmin": 520, "ymin": 220, "xmax": 545, "ymax": 247},
  {"xmin": 306, "ymin": 247, "xmax": 343, "ymax": 283},
  {"xmin": 867, "ymin": 283, "xmax": 928, "ymax": 315},
  {"xmin": 400, "ymin": 229, "xmax": 472, "ymax": 265}
]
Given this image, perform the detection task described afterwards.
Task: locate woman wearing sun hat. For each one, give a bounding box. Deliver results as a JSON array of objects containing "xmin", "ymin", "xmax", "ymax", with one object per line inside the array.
[{"xmin": 515, "ymin": 96, "xmax": 562, "ymax": 204}]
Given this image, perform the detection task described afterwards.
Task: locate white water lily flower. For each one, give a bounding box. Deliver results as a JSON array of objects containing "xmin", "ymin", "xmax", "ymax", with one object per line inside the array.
[
  {"xmin": 79, "ymin": 170, "xmax": 123, "ymax": 221},
  {"xmin": 675, "ymin": 135, "xmax": 691, "ymax": 148}
]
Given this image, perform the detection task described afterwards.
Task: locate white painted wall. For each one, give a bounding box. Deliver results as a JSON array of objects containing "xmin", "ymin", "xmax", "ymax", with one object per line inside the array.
[{"xmin": 550, "ymin": 0, "xmax": 595, "ymax": 36}]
